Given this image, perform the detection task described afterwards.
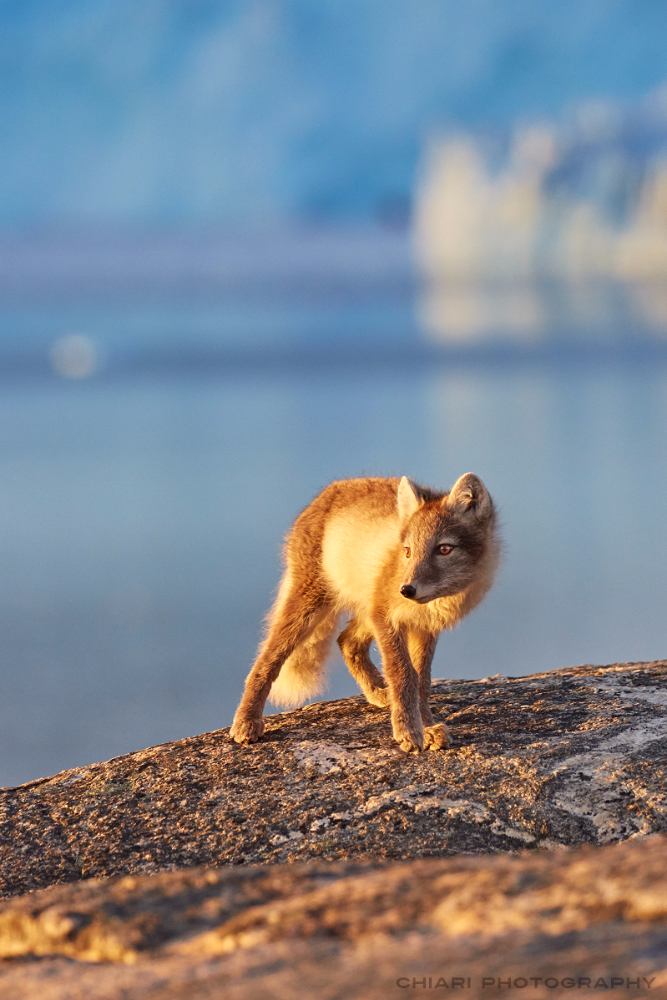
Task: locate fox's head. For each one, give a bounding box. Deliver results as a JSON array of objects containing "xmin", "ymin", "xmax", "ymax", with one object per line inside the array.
[{"xmin": 397, "ymin": 473, "xmax": 497, "ymax": 604}]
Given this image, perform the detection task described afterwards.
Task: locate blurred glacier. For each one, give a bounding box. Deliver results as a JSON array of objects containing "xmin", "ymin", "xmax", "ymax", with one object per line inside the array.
[
  {"xmin": 4, "ymin": 1, "xmax": 667, "ymax": 226},
  {"xmin": 414, "ymin": 89, "xmax": 667, "ymax": 340}
]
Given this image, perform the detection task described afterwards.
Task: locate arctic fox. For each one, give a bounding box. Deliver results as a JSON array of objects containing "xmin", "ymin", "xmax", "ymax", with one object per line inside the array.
[{"xmin": 230, "ymin": 474, "xmax": 499, "ymax": 753}]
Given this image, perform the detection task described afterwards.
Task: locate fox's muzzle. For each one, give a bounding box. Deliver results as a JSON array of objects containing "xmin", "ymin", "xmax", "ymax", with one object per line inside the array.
[{"xmin": 400, "ymin": 584, "xmax": 417, "ymax": 600}]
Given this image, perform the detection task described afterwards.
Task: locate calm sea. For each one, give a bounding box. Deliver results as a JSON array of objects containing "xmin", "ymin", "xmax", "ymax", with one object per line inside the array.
[{"xmin": 1, "ymin": 230, "xmax": 666, "ymax": 787}]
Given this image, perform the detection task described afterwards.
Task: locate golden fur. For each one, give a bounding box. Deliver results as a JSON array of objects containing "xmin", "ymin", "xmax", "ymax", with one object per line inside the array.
[{"xmin": 231, "ymin": 473, "xmax": 499, "ymax": 753}]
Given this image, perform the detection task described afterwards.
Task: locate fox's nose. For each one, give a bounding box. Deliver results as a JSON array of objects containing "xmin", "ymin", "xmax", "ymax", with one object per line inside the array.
[{"xmin": 400, "ymin": 584, "xmax": 417, "ymax": 600}]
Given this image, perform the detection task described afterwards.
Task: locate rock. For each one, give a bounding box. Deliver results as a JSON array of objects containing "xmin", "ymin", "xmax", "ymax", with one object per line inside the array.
[
  {"xmin": 2, "ymin": 660, "xmax": 667, "ymax": 900},
  {"xmin": 2, "ymin": 659, "xmax": 667, "ymax": 998},
  {"xmin": 0, "ymin": 837, "xmax": 666, "ymax": 998}
]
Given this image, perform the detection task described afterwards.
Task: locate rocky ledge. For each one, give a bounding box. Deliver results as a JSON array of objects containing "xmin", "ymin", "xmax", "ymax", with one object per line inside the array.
[
  {"xmin": 2, "ymin": 660, "xmax": 667, "ymax": 899},
  {"xmin": 1, "ymin": 660, "xmax": 667, "ymax": 998}
]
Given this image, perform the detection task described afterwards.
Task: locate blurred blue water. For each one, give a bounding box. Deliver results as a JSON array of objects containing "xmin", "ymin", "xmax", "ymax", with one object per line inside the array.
[{"xmin": 2, "ymin": 315, "xmax": 667, "ymax": 787}]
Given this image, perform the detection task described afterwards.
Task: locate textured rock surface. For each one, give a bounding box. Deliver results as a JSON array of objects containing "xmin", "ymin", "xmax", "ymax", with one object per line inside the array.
[
  {"xmin": 2, "ymin": 660, "xmax": 667, "ymax": 900},
  {"xmin": 0, "ymin": 837, "xmax": 666, "ymax": 999},
  {"xmin": 2, "ymin": 660, "xmax": 667, "ymax": 998}
]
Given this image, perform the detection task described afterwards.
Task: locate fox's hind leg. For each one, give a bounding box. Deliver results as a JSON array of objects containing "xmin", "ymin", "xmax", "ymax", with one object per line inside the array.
[
  {"xmin": 337, "ymin": 617, "xmax": 388, "ymax": 708},
  {"xmin": 407, "ymin": 630, "xmax": 450, "ymax": 751},
  {"xmin": 231, "ymin": 574, "xmax": 332, "ymax": 745}
]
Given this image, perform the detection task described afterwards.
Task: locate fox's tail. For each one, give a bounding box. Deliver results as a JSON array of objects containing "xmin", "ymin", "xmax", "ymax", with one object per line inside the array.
[{"xmin": 268, "ymin": 607, "xmax": 339, "ymax": 709}]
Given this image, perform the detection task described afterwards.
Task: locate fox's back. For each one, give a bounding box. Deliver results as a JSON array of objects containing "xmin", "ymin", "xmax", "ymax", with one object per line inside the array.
[{"xmin": 287, "ymin": 477, "xmax": 403, "ymax": 614}]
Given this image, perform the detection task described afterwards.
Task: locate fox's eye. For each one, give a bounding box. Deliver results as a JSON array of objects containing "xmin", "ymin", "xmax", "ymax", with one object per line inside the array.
[
  {"xmin": 404, "ymin": 546, "xmax": 410, "ymax": 557},
  {"xmin": 438, "ymin": 544, "xmax": 453, "ymax": 556}
]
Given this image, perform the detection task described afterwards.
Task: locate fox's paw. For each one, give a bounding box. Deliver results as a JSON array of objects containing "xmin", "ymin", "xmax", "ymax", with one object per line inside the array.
[
  {"xmin": 423, "ymin": 722, "xmax": 451, "ymax": 751},
  {"xmin": 230, "ymin": 716, "xmax": 265, "ymax": 745},
  {"xmin": 392, "ymin": 724, "xmax": 424, "ymax": 754},
  {"xmin": 363, "ymin": 684, "xmax": 389, "ymax": 709}
]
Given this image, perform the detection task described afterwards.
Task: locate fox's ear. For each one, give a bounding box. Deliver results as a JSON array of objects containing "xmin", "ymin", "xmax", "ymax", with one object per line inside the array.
[
  {"xmin": 397, "ymin": 476, "xmax": 422, "ymax": 522},
  {"xmin": 446, "ymin": 473, "xmax": 492, "ymax": 518}
]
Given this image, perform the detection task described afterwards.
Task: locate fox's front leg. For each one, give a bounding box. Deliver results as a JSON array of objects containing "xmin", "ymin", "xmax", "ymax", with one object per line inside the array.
[
  {"xmin": 373, "ymin": 617, "xmax": 423, "ymax": 753},
  {"xmin": 408, "ymin": 630, "xmax": 450, "ymax": 751}
]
